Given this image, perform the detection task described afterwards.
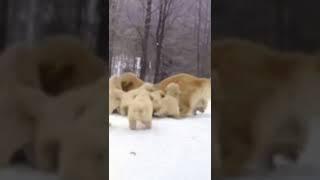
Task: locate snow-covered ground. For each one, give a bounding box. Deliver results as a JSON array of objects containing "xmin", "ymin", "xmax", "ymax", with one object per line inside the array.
[{"xmin": 109, "ymin": 102, "xmax": 212, "ymax": 180}]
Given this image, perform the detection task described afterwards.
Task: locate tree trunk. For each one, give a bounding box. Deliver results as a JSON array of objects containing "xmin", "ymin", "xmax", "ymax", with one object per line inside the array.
[
  {"xmin": 154, "ymin": 0, "xmax": 164, "ymax": 83},
  {"xmin": 109, "ymin": 0, "xmax": 117, "ymax": 77},
  {"xmin": 154, "ymin": 0, "xmax": 172, "ymax": 83},
  {"xmin": 196, "ymin": 0, "xmax": 202, "ymax": 76},
  {"xmin": 140, "ymin": 0, "xmax": 152, "ymax": 80}
]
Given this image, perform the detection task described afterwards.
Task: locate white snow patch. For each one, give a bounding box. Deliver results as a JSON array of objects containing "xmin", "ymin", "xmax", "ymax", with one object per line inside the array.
[{"xmin": 109, "ymin": 102, "xmax": 212, "ymax": 180}]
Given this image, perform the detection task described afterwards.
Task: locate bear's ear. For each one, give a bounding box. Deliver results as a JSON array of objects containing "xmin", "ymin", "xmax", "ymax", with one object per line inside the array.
[{"xmin": 121, "ymin": 81, "xmax": 133, "ymax": 92}]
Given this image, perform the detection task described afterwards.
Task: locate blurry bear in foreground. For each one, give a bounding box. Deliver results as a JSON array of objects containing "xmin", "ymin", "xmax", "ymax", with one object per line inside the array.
[
  {"xmin": 0, "ymin": 35, "xmax": 105, "ymax": 96},
  {"xmin": 128, "ymin": 89, "xmax": 153, "ymax": 130},
  {"xmin": 213, "ymin": 38, "xmax": 313, "ymax": 176},
  {"xmin": 33, "ymin": 77, "xmax": 107, "ymax": 180},
  {"xmin": 0, "ymin": 35, "xmax": 106, "ymax": 180}
]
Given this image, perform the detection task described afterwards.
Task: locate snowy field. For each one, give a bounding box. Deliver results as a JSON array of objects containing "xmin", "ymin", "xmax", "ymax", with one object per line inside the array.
[{"xmin": 109, "ymin": 102, "xmax": 212, "ymax": 180}]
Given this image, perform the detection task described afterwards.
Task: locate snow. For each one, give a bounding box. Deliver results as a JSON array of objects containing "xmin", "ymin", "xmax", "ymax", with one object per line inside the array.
[
  {"xmin": 2, "ymin": 100, "xmax": 320, "ymax": 180},
  {"xmin": 109, "ymin": 102, "xmax": 212, "ymax": 180}
]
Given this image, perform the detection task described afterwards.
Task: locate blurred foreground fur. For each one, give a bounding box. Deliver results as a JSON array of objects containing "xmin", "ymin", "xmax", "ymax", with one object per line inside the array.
[
  {"xmin": 213, "ymin": 38, "xmax": 318, "ymax": 176},
  {"xmin": 0, "ymin": 35, "xmax": 105, "ymax": 96},
  {"xmin": 0, "ymin": 35, "xmax": 106, "ymax": 180},
  {"xmin": 34, "ymin": 77, "xmax": 107, "ymax": 180}
]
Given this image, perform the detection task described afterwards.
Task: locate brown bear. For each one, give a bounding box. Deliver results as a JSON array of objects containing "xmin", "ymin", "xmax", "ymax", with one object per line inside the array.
[
  {"xmin": 154, "ymin": 83, "xmax": 181, "ymax": 118},
  {"xmin": 193, "ymin": 99, "xmax": 208, "ymax": 115},
  {"xmin": 155, "ymin": 73, "xmax": 211, "ymax": 117},
  {"xmin": 109, "ymin": 88, "xmax": 123, "ymax": 114},
  {"xmin": 117, "ymin": 72, "xmax": 144, "ymax": 92},
  {"xmin": 119, "ymin": 83, "xmax": 154, "ymax": 116},
  {"xmin": 150, "ymin": 90, "xmax": 165, "ymax": 115},
  {"xmin": 128, "ymin": 90, "xmax": 153, "ymax": 130}
]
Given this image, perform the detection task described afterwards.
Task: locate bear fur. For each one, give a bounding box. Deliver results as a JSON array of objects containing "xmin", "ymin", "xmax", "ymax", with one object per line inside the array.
[
  {"xmin": 127, "ymin": 90, "xmax": 153, "ymax": 130},
  {"xmin": 0, "ymin": 35, "xmax": 105, "ymax": 96},
  {"xmin": 117, "ymin": 72, "xmax": 144, "ymax": 92},
  {"xmin": 150, "ymin": 90, "xmax": 165, "ymax": 114},
  {"xmin": 0, "ymin": 83, "xmax": 48, "ymax": 167},
  {"xmin": 33, "ymin": 77, "xmax": 107, "ymax": 180},
  {"xmin": 0, "ymin": 34, "xmax": 105, "ymax": 161},
  {"xmin": 213, "ymin": 38, "xmax": 312, "ymax": 176},
  {"xmin": 0, "ymin": 35, "xmax": 106, "ymax": 178},
  {"xmin": 109, "ymin": 88, "xmax": 123, "ymax": 114},
  {"xmin": 154, "ymin": 83, "xmax": 181, "ymax": 118},
  {"xmin": 119, "ymin": 83, "xmax": 155, "ymax": 116},
  {"xmin": 155, "ymin": 73, "xmax": 211, "ymax": 117}
]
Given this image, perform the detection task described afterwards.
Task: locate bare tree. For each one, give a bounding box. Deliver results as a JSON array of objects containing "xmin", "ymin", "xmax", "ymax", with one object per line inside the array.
[
  {"xmin": 109, "ymin": 0, "xmax": 117, "ymax": 77},
  {"xmin": 110, "ymin": 0, "xmax": 211, "ymax": 79},
  {"xmin": 196, "ymin": 0, "xmax": 202, "ymax": 75},
  {"xmin": 200, "ymin": 0, "xmax": 211, "ymax": 77},
  {"xmin": 140, "ymin": 0, "xmax": 152, "ymax": 80},
  {"xmin": 154, "ymin": 0, "xmax": 174, "ymax": 83},
  {"xmin": 110, "ymin": 0, "xmax": 128, "ymax": 76}
]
